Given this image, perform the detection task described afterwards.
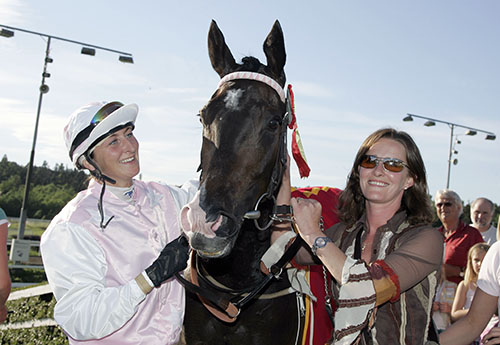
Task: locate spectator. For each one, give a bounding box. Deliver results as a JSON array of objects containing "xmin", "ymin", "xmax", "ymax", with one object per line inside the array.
[
  {"xmin": 0, "ymin": 207, "xmax": 11, "ymax": 323},
  {"xmin": 433, "ymin": 265, "xmax": 457, "ymax": 334},
  {"xmin": 440, "ymin": 241, "xmax": 500, "ymax": 345},
  {"xmin": 451, "ymin": 243, "xmax": 490, "ymax": 345},
  {"xmin": 435, "ymin": 189, "xmax": 483, "ymax": 284},
  {"xmin": 470, "ymin": 198, "xmax": 496, "ymax": 245},
  {"xmin": 41, "ymin": 101, "xmax": 197, "ymax": 344}
]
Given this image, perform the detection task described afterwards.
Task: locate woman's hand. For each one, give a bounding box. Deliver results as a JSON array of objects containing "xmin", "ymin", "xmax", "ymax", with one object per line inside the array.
[
  {"xmin": 440, "ymin": 302, "xmax": 452, "ymax": 313},
  {"xmin": 276, "ymin": 153, "xmax": 291, "ymax": 206},
  {"xmin": 432, "ymin": 301, "xmax": 439, "ymax": 312},
  {"xmin": 483, "ymin": 326, "xmax": 500, "ymax": 344},
  {"xmin": 291, "ymin": 197, "xmax": 323, "ymax": 247}
]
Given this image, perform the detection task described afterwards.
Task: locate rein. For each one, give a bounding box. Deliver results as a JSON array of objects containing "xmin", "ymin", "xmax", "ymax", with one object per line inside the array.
[{"xmin": 176, "ymin": 229, "xmax": 305, "ymax": 323}]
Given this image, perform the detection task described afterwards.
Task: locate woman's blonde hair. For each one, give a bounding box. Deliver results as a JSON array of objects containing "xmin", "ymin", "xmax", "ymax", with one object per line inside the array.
[{"xmin": 464, "ymin": 242, "xmax": 490, "ymax": 288}]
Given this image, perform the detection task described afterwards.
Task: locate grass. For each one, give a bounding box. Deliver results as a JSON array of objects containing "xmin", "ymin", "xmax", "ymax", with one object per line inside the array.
[
  {"xmin": 7, "ymin": 219, "xmax": 49, "ymax": 240},
  {"xmin": 2, "ymin": 292, "xmax": 68, "ymax": 344},
  {"xmin": 1, "ymin": 220, "xmax": 68, "ymax": 344}
]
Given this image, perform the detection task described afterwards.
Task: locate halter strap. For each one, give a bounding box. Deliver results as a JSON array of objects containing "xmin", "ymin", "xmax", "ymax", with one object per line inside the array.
[{"xmin": 218, "ymin": 72, "xmax": 286, "ymax": 103}]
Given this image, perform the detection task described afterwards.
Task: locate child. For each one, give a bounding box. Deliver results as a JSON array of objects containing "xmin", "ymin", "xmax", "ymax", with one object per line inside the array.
[
  {"xmin": 433, "ymin": 264, "xmax": 458, "ymax": 333},
  {"xmin": 451, "ymin": 243, "xmax": 490, "ymax": 344}
]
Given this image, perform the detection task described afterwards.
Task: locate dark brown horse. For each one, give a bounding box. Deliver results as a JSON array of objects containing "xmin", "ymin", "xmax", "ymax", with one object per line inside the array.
[{"xmin": 180, "ymin": 20, "xmax": 305, "ymax": 345}]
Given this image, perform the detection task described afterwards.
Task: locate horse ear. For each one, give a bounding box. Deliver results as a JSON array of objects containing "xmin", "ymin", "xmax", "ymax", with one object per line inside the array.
[
  {"xmin": 263, "ymin": 20, "xmax": 286, "ymax": 86},
  {"xmin": 208, "ymin": 20, "xmax": 237, "ymax": 78}
]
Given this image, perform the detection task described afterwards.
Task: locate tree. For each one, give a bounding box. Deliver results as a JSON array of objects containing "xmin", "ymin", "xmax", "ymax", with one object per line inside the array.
[{"xmin": 0, "ymin": 157, "xmax": 88, "ymax": 218}]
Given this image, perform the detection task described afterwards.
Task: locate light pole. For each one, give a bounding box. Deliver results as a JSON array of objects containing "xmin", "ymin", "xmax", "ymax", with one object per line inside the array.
[
  {"xmin": 403, "ymin": 113, "xmax": 496, "ymax": 189},
  {"xmin": 1, "ymin": 24, "xmax": 134, "ymax": 240}
]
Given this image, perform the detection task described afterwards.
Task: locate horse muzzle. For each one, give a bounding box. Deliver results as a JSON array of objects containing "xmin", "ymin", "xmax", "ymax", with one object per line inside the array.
[{"xmin": 180, "ymin": 191, "xmax": 241, "ymax": 258}]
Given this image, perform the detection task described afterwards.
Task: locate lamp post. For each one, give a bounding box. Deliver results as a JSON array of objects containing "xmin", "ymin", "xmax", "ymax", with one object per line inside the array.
[
  {"xmin": 403, "ymin": 113, "xmax": 496, "ymax": 189},
  {"xmin": 1, "ymin": 24, "xmax": 134, "ymax": 240}
]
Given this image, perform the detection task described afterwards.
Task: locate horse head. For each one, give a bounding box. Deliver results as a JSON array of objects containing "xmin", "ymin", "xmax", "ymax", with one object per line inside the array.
[{"xmin": 181, "ymin": 20, "xmax": 287, "ymax": 258}]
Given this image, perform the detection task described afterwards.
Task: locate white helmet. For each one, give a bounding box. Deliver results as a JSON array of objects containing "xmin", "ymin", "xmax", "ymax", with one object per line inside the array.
[{"xmin": 63, "ymin": 101, "xmax": 138, "ymax": 169}]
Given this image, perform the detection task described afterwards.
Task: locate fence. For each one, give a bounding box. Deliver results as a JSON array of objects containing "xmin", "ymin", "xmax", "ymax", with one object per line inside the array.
[{"xmin": 6, "ymin": 217, "xmax": 46, "ymax": 288}]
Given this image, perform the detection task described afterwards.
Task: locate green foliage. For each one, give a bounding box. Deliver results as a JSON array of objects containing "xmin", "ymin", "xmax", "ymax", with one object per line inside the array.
[
  {"xmin": 6, "ymin": 295, "xmax": 55, "ymax": 323},
  {"xmin": 9, "ymin": 268, "xmax": 47, "ymax": 284},
  {"xmin": 0, "ymin": 155, "xmax": 88, "ymax": 219},
  {"xmin": 1, "ymin": 294, "xmax": 68, "ymax": 344},
  {"xmin": 0, "ymin": 326, "xmax": 68, "ymax": 345}
]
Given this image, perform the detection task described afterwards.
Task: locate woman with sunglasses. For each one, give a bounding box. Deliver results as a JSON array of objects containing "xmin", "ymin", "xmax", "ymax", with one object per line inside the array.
[
  {"xmin": 40, "ymin": 101, "xmax": 197, "ymax": 344},
  {"xmin": 275, "ymin": 127, "xmax": 443, "ymax": 344}
]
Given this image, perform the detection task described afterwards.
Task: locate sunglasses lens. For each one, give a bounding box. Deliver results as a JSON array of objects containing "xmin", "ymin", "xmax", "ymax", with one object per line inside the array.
[
  {"xmin": 360, "ymin": 155, "xmax": 377, "ymax": 169},
  {"xmin": 383, "ymin": 160, "xmax": 405, "ymax": 173},
  {"xmin": 91, "ymin": 101, "xmax": 124, "ymax": 126}
]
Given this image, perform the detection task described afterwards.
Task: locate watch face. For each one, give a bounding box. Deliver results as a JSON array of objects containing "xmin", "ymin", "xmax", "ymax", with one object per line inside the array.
[
  {"xmin": 314, "ymin": 236, "xmax": 330, "ymax": 248},
  {"xmin": 316, "ymin": 238, "xmax": 327, "ymax": 247}
]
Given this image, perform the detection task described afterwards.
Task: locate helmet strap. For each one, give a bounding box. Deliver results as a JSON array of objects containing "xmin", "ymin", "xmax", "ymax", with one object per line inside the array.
[{"xmin": 84, "ymin": 153, "xmax": 115, "ymax": 230}]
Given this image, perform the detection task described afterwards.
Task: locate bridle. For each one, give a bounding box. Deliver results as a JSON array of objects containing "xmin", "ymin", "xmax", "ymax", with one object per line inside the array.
[
  {"xmin": 176, "ymin": 71, "xmax": 305, "ymax": 324},
  {"xmin": 215, "ymin": 72, "xmax": 293, "ymax": 231}
]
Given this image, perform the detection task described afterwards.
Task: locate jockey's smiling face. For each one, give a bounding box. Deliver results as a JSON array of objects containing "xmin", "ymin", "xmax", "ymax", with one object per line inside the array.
[{"xmin": 84, "ymin": 126, "xmax": 140, "ymax": 188}]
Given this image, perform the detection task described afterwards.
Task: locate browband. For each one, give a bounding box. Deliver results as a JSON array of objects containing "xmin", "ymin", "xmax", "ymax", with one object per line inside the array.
[{"xmin": 217, "ymin": 72, "xmax": 286, "ymax": 103}]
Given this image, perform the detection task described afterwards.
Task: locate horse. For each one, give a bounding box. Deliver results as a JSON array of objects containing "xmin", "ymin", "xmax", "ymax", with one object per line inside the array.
[{"xmin": 179, "ymin": 20, "xmax": 306, "ymax": 345}]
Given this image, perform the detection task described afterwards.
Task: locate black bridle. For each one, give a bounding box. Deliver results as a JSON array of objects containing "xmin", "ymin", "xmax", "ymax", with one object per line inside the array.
[
  {"xmin": 243, "ymin": 85, "xmax": 293, "ymax": 230},
  {"xmin": 177, "ymin": 74, "xmax": 303, "ymax": 322}
]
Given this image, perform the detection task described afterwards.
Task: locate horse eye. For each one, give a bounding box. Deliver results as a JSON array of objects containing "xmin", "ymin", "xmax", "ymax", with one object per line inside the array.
[{"xmin": 268, "ymin": 118, "xmax": 281, "ymax": 130}]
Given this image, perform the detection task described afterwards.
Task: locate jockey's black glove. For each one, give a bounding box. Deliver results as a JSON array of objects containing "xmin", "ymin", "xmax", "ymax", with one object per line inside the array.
[{"xmin": 145, "ymin": 235, "xmax": 189, "ymax": 288}]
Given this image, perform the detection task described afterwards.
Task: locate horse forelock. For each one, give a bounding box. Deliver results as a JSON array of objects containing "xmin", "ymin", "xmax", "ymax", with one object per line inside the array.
[{"xmin": 235, "ymin": 56, "xmax": 286, "ymax": 87}]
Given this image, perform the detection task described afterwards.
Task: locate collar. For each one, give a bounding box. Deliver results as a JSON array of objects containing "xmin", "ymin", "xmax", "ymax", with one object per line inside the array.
[
  {"xmin": 106, "ymin": 184, "xmax": 135, "ymax": 203},
  {"xmin": 346, "ymin": 210, "xmax": 408, "ymax": 234},
  {"xmin": 439, "ymin": 220, "xmax": 468, "ymax": 236},
  {"xmin": 88, "ymin": 179, "xmax": 139, "ymax": 203}
]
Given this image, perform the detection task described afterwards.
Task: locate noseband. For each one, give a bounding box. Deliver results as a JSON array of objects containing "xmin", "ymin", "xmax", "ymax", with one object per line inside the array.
[{"xmin": 217, "ymin": 71, "xmax": 292, "ymax": 230}]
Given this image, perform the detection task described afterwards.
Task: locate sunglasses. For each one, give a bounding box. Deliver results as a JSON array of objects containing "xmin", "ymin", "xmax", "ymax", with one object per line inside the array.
[
  {"xmin": 436, "ymin": 202, "xmax": 453, "ymax": 208},
  {"xmin": 90, "ymin": 101, "xmax": 124, "ymax": 126},
  {"xmin": 360, "ymin": 154, "xmax": 409, "ymax": 173}
]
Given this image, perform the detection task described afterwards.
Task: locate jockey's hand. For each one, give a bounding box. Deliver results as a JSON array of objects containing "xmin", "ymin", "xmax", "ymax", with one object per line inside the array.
[{"xmin": 145, "ymin": 235, "xmax": 190, "ymax": 288}]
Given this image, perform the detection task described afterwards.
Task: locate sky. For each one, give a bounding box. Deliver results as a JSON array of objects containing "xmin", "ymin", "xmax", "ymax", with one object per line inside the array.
[{"xmin": 1, "ymin": 1, "xmax": 499, "ymax": 206}]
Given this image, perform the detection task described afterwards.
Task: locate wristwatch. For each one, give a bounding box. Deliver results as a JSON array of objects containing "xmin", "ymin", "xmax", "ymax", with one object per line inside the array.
[{"xmin": 311, "ymin": 236, "xmax": 332, "ymax": 256}]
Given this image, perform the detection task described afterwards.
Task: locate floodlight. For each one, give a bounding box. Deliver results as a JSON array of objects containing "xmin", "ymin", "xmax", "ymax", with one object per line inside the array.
[
  {"xmin": 81, "ymin": 47, "xmax": 96, "ymax": 56},
  {"xmin": 119, "ymin": 55, "xmax": 134, "ymax": 63},
  {"xmin": 0, "ymin": 29, "xmax": 14, "ymax": 38}
]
